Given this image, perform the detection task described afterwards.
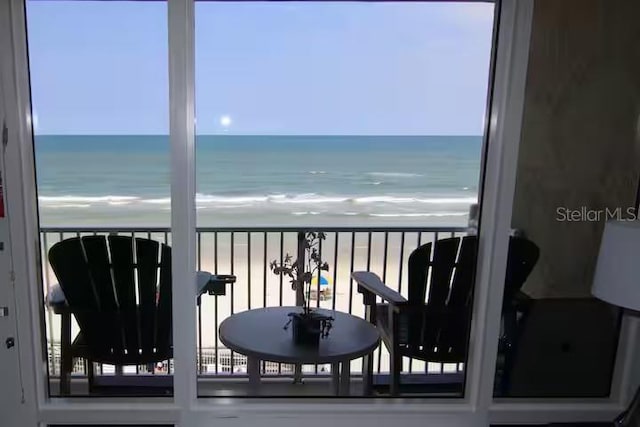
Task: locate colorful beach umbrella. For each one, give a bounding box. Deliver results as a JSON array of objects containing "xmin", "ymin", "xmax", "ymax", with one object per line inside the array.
[
  {"xmin": 311, "ymin": 275, "xmax": 331, "ymax": 287},
  {"xmin": 310, "ymin": 275, "xmax": 333, "ymax": 301}
]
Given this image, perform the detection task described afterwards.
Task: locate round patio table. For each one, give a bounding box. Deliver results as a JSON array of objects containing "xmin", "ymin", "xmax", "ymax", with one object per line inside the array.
[{"xmin": 219, "ymin": 306, "xmax": 380, "ymax": 396}]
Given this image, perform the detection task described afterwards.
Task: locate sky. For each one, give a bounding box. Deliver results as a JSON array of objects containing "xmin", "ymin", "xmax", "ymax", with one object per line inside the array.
[{"xmin": 26, "ymin": 1, "xmax": 495, "ymax": 135}]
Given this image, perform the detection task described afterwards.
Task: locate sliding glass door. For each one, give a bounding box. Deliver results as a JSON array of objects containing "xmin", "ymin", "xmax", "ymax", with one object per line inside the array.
[
  {"xmin": 193, "ymin": 1, "xmax": 496, "ymax": 398},
  {"xmin": 26, "ymin": 0, "xmax": 173, "ymax": 397}
]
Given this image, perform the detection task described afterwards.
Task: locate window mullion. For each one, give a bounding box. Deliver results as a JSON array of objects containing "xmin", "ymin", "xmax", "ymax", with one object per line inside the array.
[{"xmin": 168, "ymin": 0, "xmax": 197, "ymax": 412}]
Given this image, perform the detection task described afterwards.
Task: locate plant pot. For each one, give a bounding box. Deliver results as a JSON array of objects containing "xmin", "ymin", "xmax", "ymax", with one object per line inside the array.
[{"xmin": 290, "ymin": 312, "xmax": 322, "ymax": 347}]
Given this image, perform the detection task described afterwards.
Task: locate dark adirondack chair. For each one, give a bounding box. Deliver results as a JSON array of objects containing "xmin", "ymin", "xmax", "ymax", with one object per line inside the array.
[
  {"xmin": 353, "ymin": 235, "xmax": 478, "ymax": 396},
  {"xmin": 497, "ymin": 235, "xmax": 540, "ymax": 394},
  {"xmin": 502, "ymin": 236, "xmax": 540, "ymax": 310},
  {"xmin": 49, "ymin": 235, "xmax": 174, "ymax": 391}
]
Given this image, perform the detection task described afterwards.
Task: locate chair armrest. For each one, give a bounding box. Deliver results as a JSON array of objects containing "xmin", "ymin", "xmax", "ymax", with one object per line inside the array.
[
  {"xmin": 196, "ymin": 271, "xmax": 211, "ymax": 296},
  {"xmin": 198, "ymin": 272, "xmax": 236, "ymax": 296},
  {"xmin": 352, "ymin": 271, "xmax": 406, "ymax": 305}
]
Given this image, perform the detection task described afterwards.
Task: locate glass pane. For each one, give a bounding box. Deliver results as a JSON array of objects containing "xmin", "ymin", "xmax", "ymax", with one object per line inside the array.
[
  {"xmin": 27, "ymin": 0, "xmax": 172, "ymax": 397},
  {"xmin": 195, "ymin": 1, "xmax": 495, "ymax": 397},
  {"xmin": 491, "ymin": 1, "xmax": 629, "ymax": 397}
]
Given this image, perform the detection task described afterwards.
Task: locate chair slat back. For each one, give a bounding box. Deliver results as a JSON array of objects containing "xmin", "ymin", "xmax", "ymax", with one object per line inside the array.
[
  {"xmin": 155, "ymin": 244, "xmax": 172, "ymax": 353},
  {"xmin": 427, "ymin": 237, "xmax": 462, "ymax": 309},
  {"xmin": 436, "ymin": 236, "xmax": 478, "ymax": 359},
  {"xmin": 407, "ymin": 243, "xmax": 431, "ymax": 305},
  {"xmin": 81, "ymin": 236, "xmax": 123, "ymax": 354},
  {"xmin": 136, "ymin": 238, "xmax": 161, "ymax": 356},
  {"xmin": 448, "ymin": 236, "xmax": 478, "ymax": 308},
  {"xmin": 108, "ymin": 236, "xmax": 139, "ymax": 355},
  {"xmin": 405, "ymin": 235, "xmax": 478, "ymax": 362},
  {"xmin": 49, "ymin": 236, "xmax": 172, "ymax": 363}
]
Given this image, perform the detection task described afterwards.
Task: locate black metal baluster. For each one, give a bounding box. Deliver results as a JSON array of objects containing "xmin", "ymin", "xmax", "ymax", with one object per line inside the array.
[
  {"xmin": 408, "ymin": 231, "xmax": 422, "ymax": 375},
  {"xmin": 263, "ymin": 232, "xmax": 268, "ymax": 308},
  {"xmin": 348, "ymin": 232, "xmax": 356, "ymax": 314},
  {"xmin": 316, "ymin": 236, "xmax": 322, "ymax": 309},
  {"xmin": 365, "ymin": 231, "xmax": 372, "ymax": 319},
  {"xmin": 377, "ymin": 231, "xmax": 389, "ymax": 375},
  {"xmin": 214, "ymin": 231, "xmax": 219, "ymax": 375},
  {"xmin": 315, "ymin": 234, "xmax": 323, "ymax": 375},
  {"xmin": 332, "ymin": 232, "xmax": 338, "ymax": 312},
  {"xmin": 278, "ymin": 232, "xmax": 284, "ymax": 375},
  {"xmin": 279, "ymin": 232, "xmax": 284, "ymax": 307},
  {"xmin": 230, "ymin": 232, "xmax": 235, "ymax": 375},
  {"xmin": 247, "ymin": 232, "xmax": 251, "ymax": 310},
  {"xmin": 262, "ymin": 232, "xmax": 267, "ymax": 375},
  {"xmin": 398, "ymin": 232, "xmax": 405, "ymax": 294},
  {"xmin": 197, "ymin": 231, "xmax": 203, "ymax": 375}
]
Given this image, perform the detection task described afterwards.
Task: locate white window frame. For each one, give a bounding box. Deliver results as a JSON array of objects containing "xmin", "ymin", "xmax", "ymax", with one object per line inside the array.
[{"xmin": 1, "ymin": 0, "xmax": 637, "ymax": 425}]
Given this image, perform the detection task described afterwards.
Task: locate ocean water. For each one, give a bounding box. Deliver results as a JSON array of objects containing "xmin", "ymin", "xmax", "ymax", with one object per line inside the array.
[{"xmin": 34, "ymin": 135, "xmax": 481, "ymax": 227}]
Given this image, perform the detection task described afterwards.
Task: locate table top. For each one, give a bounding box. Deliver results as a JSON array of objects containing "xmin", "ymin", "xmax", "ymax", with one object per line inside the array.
[{"xmin": 218, "ymin": 307, "xmax": 380, "ymax": 364}]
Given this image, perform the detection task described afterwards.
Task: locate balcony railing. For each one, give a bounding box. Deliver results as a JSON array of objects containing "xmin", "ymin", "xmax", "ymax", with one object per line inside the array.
[{"xmin": 40, "ymin": 226, "xmax": 469, "ymax": 385}]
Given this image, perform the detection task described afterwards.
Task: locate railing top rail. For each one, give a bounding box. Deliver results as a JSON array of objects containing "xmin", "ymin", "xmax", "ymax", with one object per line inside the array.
[{"xmin": 39, "ymin": 226, "xmax": 469, "ymax": 233}]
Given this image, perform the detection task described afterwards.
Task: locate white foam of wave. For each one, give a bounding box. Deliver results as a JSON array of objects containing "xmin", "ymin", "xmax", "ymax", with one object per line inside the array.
[
  {"xmin": 275, "ymin": 194, "xmax": 349, "ymax": 204},
  {"xmin": 39, "ymin": 195, "xmax": 139, "ymax": 203},
  {"xmin": 198, "ymin": 194, "xmax": 475, "ymax": 205},
  {"xmin": 354, "ymin": 196, "xmax": 477, "ymax": 205},
  {"xmin": 206, "ymin": 204, "xmax": 253, "ymax": 209},
  {"xmin": 47, "ymin": 204, "xmax": 91, "ymax": 209},
  {"xmin": 197, "ymin": 194, "xmax": 270, "ymax": 204},
  {"xmin": 39, "ymin": 193, "xmax": 477, "ymax": 208},
  {"xmin": 369, "ymin": 212, "xmax": 468, "ymax": 218},
  {"xmin": 354, "ymin": 196, "xmax": 414, "ymax": 204},
  {"xmin": 417, "ymin": 197, "xmax": 477, "ymax": 204},
  {"xmin": 292, "ymin": 211, "xmax": 320, "ymax": 216},
  {"xmin": 367, "ymin": 172, "xmax": 423, "ymax": 178},
  {"xmin": 309, "ymin": 171, "xmax": 327, "ymax": 175},
  {"xmin": 141, "ymin": 198, "xmax": 171, "ymax": 204}
]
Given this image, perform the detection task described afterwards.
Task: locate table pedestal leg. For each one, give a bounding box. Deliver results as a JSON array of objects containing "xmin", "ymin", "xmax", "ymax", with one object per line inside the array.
[
  {"xmin": 247, "ymin": 357, "xmax": 261, "ymax": 395},
  {"xmin": 331, "ymin": 362, "xmax": 340, "ymax": 395},
  {"xmin": 293, "ymin": 363, "xmax": 303, "ymax": 384},
  {"xmin": 340, "ymin": 360, "xmax": 351, "ymax": 396}
]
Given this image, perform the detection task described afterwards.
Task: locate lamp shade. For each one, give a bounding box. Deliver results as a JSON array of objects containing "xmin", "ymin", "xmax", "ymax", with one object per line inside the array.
[{"xmin": 592, "ymin": 220, "xmax": 640, "ymax": 311}]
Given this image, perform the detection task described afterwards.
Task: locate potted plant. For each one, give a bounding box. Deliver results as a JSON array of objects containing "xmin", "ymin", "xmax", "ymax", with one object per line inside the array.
[{"xmin": 270, "ymin": 232, "xmax": 333, "ymax": 346}]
